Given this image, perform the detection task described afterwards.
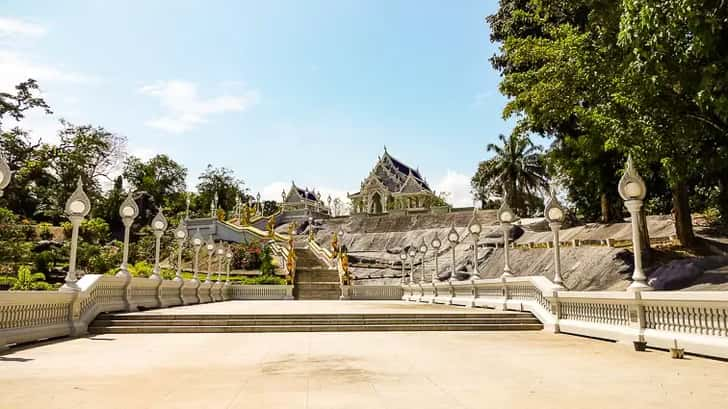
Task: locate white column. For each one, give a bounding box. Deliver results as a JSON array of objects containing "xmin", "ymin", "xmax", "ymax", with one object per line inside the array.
[
  {"xmin": 501, "ymin": 223, "xmax": 512, "ymax": 277},
  {"xmin": 626, "ymin": 200, "xmax": 651, "ymax": 291},
  {"xmin": 550, "ymin": 221, "xmax": 563, "ymax": 286}
]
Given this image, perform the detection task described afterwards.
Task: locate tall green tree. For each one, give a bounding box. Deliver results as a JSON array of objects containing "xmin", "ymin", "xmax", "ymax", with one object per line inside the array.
[
  {"xmin": 472, "ymin": 133, "xmax": 548, "ymax": 215},
  {"xmin": 123, "ymin": 154, "xmax": 187, "ymax": 215},
  {"xmin": 195, "ymin": 165, "xmax": 248, "ymax": 217},
  {"xmin": 0, "ymin": 79, "xmax": 52, "ymax": 129}
]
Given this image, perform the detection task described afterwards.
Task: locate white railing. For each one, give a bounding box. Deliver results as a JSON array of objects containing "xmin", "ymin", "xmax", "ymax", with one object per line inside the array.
[
  {"xmin": 0, "ymin": 274, "xmax": 296, "ymax": 351},
  {"xmin": 345, "ymin": 285, "xmax": 404, "ymax": 300},
  {"xmin": 227, "ymin": 285, "xmax": 293, "ymax": 300},
  {"xmin": 396, "ymin": 275, "xmax": 728, "ymax": 359}
]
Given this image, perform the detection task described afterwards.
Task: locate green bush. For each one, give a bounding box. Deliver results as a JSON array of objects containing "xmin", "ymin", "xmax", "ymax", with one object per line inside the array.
[
  {"xmin": 33, "ymin": 250, "xmax": 59, "ymax": 275},
  {"xmin": 38, "ymin": 223, "xmax": 54, "ymax": 240},
  {"xmin": 259, "ymin": 244, "xmax": 275, "ymax": 275},
  {"xmin": 62, "ymin": 218, "xmax": 111, "ymax": 244},
  {"xmin": 0, "ymin": 265, "xmax": 54, "ymax": 291},
  {"xmin": 242, "ymin": 274, "xmax": 287, "ymax": 285},
  {"xmin": 231, "ymin": 241, "xmax": 263, "ymax": 270}
]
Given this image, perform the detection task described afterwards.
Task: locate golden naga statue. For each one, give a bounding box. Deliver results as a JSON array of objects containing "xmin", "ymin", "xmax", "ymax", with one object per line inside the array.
[
  {"xmin": 339, "ymin": 250, "xmax": 350, "ymax": 285},
  {"xmin": 330, "ymin": 232, "xmax": 339, "ymax": 257},
  {"xmin": 286, "ymin": 247, "xmax": 296, "ymax": 281},
  {"xmin": 266, "ymin": 214, "xmax": 277, "ymax": 238},
  {"xmin": 241, "ymin": 204, "xmax": 252, "ymax": 225}
]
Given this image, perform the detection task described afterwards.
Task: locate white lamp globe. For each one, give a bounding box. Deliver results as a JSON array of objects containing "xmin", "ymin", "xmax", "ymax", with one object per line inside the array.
[
  {"xmin": 408, "ymin": 249, "xmax": 416, "ymax": 258},
  {"xmin": 193, "ymin": 238, "xmax": 202, "ymax": 246},
  {"xmin": 547, "ymin": 207, "xmax": 564, "ymax": 222},
  {"xmin": 469, "ymin": 223, "xmax": 482, "ymax": 235},
  {"xmin": 419, "ymin": 244, "xmax": 427, "ymax": 253},
  {"xmin": 500, "ymin": 211, "xmax": 513, "ymax": 223},
  {"xmin": 431, "ymin": 238, "xmax": 441, "ymax": 249},
  {"xmin": 122, "ymin": 206, "xmax": 135, "ymax": 217},
  {"xmin": 625, "ymin": 181, "xmax": 643, "ymax": 199},
  {"xmin": 69, "ymin": 200, "xmax": 86, "ymax": 215},
  {"xmin": 217, "ymin": 247, "xmax": 224, "ymax": 255},
  {"xmin": 153, "ymin": 221, "xmax": 165, "ymax": 230},
  {"xmin": 175, "ymin": 229, "xmax": 186, "ymax": 239}
]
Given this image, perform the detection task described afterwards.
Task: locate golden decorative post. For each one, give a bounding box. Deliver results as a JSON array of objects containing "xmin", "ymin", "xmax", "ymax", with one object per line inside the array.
[{"xmin": 266, "ymin": 214, "xmax": 277, "ymax": 238}]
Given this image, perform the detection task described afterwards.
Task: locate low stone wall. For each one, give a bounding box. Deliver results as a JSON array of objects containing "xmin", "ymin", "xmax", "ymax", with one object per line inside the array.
[
  {"xmin": 0, "ymin": 276, "xmax": 292, "ymax": 350},
  {"xmin": 398, "ymin": 276, "xmax": 728, "ymax": 359}
]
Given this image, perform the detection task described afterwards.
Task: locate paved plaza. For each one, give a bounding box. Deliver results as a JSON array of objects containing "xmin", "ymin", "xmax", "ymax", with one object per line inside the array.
[{"xmin": 1, "ymin": 301, "xmax": 727, "ymax": 409}]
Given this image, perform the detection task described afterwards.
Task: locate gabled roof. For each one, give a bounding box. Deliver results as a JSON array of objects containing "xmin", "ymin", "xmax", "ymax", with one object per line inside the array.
[
  {"xmin": 285, "ymin": 182, "xmax": 320, "ymax": 203},
  {"xmin": 363, "ymin": 149, "xmax": 431, "ymax": 193}
]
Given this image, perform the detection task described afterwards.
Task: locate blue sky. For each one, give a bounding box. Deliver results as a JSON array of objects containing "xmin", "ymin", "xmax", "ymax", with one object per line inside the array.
[{"xmin": 1, "ymin": 0, "xmax": 518, "ymax": 207}]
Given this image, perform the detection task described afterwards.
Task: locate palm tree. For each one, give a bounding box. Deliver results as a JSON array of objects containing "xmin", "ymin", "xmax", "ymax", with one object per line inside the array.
[{"xmin": 473, "ymin": 133, "xmax": 548, "ymax": 215}]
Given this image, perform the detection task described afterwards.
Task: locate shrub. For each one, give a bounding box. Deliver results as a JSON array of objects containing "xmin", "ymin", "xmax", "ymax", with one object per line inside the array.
[
  {"xmin": 243, "ymin": 274, "xmax": 287, "ymax": 285},
  {"xmin": 232, "ymin": 241, "xmax": 263, "ymax": 270},
  {"xmin": 259, "ymin": 244, "xmax": 275, "ymax": 275},
  {"xmin": 33, "ymin": 250, "xmax": 59, "ymax": 275},
  {"xmin": 0, "ymin": 265, "xmax": 53, "ymax": 291},
  {"xmin": 38, "ymin": 223, "xmax": 54, "ymax": 240}
]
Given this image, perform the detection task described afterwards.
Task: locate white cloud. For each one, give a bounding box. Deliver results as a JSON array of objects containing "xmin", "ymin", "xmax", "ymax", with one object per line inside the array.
[
  {"xmin": 139, "ymin": 80, "xmax": 260, "ymax": 133},
  {"xmin": 434, "ymin": 170, "xmax": 473, "ymax": 208},
  {"xmin": 0, "ymin": 17, "xmax": 46, "ymax": 38},
  {"xmin": 0, "ymin": 50, "xmax": 96, "ymax": 91}
]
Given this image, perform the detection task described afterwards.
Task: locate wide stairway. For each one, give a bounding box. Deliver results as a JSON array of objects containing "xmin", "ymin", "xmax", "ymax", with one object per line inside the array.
[
  {"xmin": 89, "ymin": 311, "xmax": 543, "ymax": 333},
  {"xmin": 293, "ymin": 247, "xmax": 341, "ymax": 300}
]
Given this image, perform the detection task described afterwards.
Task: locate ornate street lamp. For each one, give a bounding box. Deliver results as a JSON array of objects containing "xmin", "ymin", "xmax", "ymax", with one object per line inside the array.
[
  {"xmin": 407, "ymin": 247, "xmax": 417, "ymax": 284},
  {"xmin": 205, "ymin": 237, "xmax": 215, "ymax": 283},
  {"xmin": 544, "ymin": 187, "xmax": 566, "ymax": 286},
  {"xmin": 618, "ymin": 155, "xmax": 651, "ymax": 291},
  {"xmin": 0, "ymin": 152, "xmax": 10, "ymax": 197},
  {"xmin": 308, "ymin": 216, "xmax": 314, "ymax": 241},
  {"xmin": 431, "ymin": 233, "xmax": 442, "ymax": 283},
  {"xmin": 225, "ymin": 247, "xmax": 233, "ymax": 285},
  {"xmin": 256, "ymin": 192, "xmax": 262, "ymax": 214},
  {"xmin": 173, "ymin": 221, "xmax": 188, "ymax": 281},
  {"xmin": 399, "ymin": 251, "xmax": 408, "ymax": 283},
  {"xmin": 447, "ymin": 224, "xmax": 460, "ymax": 282},
  {"xmin": 338, "ymin": 228, "xmax": 345, "ymax": 253},
  {"xmin": 216, "ymin": 242, "xmax": 225, "ymax": 283},
  {"xmin": 191, "ymin": 229, "xmax": 203, "ymax": 283},
  {"xmin": 61, "ymin": 178, "xmax": 91, "ymax": 292},
  {"xmin": 497, "ymin": 194, "xmax": 518, "ymax": 278},
  {"xmin": 418, "ymin": 239, "xmax": 428, "ymax": 282},
  {"xmin": 116, "ymin": 192, "xmax": 139, "ymax": 278},
  {"xmin": 149, "ymin": 209, "xmax": 168, "ymax": 280},
  {"xmin": 467, "ymin": 209, "xmax": 482, "ymax": 280}
]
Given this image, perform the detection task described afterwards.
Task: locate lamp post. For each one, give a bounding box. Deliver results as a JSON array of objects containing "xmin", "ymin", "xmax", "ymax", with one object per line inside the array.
[
  {"xmin": 216, "ymin": 243, "xmax": 225, "ymax": 283},
  {"xmin": 256, "ymin": 192, "xmax": 262, "ymax": 215},
  {"xmin": 116, "ymin": 192, "xmax": 140, "ymax": 278},
  {"xmin": 467, "ymin": 209, "xmax": 482, "ymax": 280},
  {"xmin": 497, "ymin": 194, "xmax": 518, "ymax": 278},
  {"xmin": 150, "ymin": 209, "xmax": 168, "ymax": 280},
  {"xmin": 225, "ymin": 248, "xmax": 233, "ymax": 285},
  {"xmin": 191, "ymin": 229, "xmax": 203, "ymax": 283},
  {"xmin": 399, "ymin": 252, "xmax": 408, "ymax": 283},
  {"xmin": 544, "ymin": 187, "xmax": 566, "ymax": 287},
  {"xmin": 0, "ymin": 152, "xmax": 10, "ymax": 197},
  {"xmin": 618, "ymin": 155, "xmax": 651, "ymax": 291},
  {"xmin": 61, "ymin": 178, "xmax": 91, "ymax": 292},
  {"xmin": 308, "ymin": 216, "xmax": 314, "ymax": 241},
  {"xmin": 205, "ymin": 238, "xmax": 215, "ymax": 283},
  {"xmin": 418, "ymin": 239, "xmax": 428, "ymax": 282},
  {"xmin": 338, "ymin": 228, "xmax": 345, "ymax": 253},
  {"xmin": 447, "ymin": 225, "xmax": 460, "ymax": 282},
  {"xmin": 431, "ymin": 234, "xmax": 442, "ymax": 283},
  {"xmin": 407, "ymin": 247, "xmax": 417, "ymax": 284},
  {"xmin": 173, "ymin": 221, "xmax": 188, "ymax": 281}
]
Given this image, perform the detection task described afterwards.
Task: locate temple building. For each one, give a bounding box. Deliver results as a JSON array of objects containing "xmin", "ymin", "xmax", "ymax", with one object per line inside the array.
[
  {"xmin": 348, "ymin": 148, "xmax": 441, "ymax": 215},
  {"xmin": 280, "ymin": 182, "xmax": 330, "ymax": 216}
]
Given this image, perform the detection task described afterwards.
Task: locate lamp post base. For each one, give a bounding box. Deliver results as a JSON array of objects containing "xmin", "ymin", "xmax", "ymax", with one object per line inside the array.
[
  {"xmin": 149, "ymin": 273, "xmax": 161, "ymax": 280},
  {"xmin": 115, "ymin": 269, "xmax": 131, "ymax": 279},
  {"xmin": 500, "ymin": 272, "xmax": 513, "ymax": 278},
  {"xmin": 59, "ymin": 281, "xmax": 80, "ymax": 292},
  {"xmin": 627, "ymin": 280, "xmax": 653, "ymax": 291}
]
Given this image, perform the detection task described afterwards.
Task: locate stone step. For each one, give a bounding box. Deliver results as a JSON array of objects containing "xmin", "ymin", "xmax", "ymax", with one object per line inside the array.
[
  {"xmin": 89, "ymin": 323, "xmax": 544, "ymax": 333},
  {"xmin": 92, "ymin": 317, "xmax": 540, "ymax": 326},
  {"xmin": 99, "ymin": 312, "xmax": 531, "ymax": 320}
]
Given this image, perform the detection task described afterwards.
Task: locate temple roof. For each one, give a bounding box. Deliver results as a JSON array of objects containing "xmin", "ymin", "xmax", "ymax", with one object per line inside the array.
[
  {"xmin": 358, "ymin": 149, "xmax": 432, "ymax": 195},
  {"xmin": 285, "ymin": 182, "xmax": 320, "ymax": 203}
]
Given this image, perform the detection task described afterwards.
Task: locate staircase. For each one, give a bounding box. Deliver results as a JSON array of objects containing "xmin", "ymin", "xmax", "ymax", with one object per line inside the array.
[
  {"xmin": 89, "ymin": 312, "xmax": 543, "ymax": 333},
  {"xmin": 293, "ymin": 247, "xmax": 341, "ymax": 300}
]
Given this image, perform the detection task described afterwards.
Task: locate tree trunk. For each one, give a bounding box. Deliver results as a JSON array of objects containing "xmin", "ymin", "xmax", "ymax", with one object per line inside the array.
[
  {"xmin": 671, "ymin": 181, "xmax": 695, "ymax": 246},
  {"xmin": 719, "ymin": 174, "xmax": 728, "ymax": 224},
  {"xmin": 600, "ymin": 192, "xmax": 609, "ymax": 223},
  {"xmin": 638, "ymin": 206, "xmax": 651, "ymax": 251}
]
